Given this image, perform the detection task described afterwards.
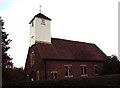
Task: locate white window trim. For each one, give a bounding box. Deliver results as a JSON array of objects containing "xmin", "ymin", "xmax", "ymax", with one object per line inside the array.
[
  {"xmin": 64, "ymin": 65, "xmax": 72, "ymax": 66},
  {"xmin": 65, "ymin": 75, "xmax": 73, "ymax": 78},
  {"xmin": 51, "ymin": 71, "xmax": 58, "ymax": 73},
  {"xmin": 64, "ymin": 65, "xmax": 73, "ymax": 77},
  {"xmin": 80, "ymin": 65, "xmax": 87, "ymax": 76},
  {"xmin": 81, "ymin": 74, "xmax": 88, "ymax": 77},
  {"xmin": 41, "ymin": 19, "xmax": 45, "ymax": 25},
  {"xmin": 51, "ymin": 71, "xmax": 57, "ymax": 79}
]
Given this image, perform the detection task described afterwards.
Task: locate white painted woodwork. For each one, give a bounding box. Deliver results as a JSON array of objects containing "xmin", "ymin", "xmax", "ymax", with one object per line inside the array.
[{"xmin": 29, "ymin": 16, "xmax": 51, "ymax": 47}]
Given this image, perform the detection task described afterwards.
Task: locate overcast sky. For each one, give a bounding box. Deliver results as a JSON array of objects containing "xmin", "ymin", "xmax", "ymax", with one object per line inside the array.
[{"xmin": 0, "ymin": 0, "xmax": 119, "ymax": 67}]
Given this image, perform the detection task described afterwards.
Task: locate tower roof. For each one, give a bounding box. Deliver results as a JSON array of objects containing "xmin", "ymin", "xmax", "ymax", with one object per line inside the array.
[{"xmin": 29, "ymin": 13, "xmax": 51, "ymax": 24}]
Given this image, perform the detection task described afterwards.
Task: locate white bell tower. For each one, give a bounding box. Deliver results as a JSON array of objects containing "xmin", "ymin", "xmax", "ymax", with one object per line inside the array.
[{"xmin": 29, "ymin": 13, "xmax": 51, "ymax": 47}]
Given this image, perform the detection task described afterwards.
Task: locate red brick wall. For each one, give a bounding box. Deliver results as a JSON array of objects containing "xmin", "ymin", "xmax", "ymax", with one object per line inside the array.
[
  {"xmin": 25, "ymin": 45, "xmax": 46, "ymax": 81},
  {"xmin": 45, "ymin": 60, "xmax": 103, "ymax": 80},
  {"xmin": 25, "ymin": 45, "xmax": 104, "ymax": 81}
]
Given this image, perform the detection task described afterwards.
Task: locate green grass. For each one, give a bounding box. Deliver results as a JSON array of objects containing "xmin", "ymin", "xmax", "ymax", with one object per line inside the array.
[{"xmin": 2, "ymin": 74, "xmax": 120, "ymax": 88}]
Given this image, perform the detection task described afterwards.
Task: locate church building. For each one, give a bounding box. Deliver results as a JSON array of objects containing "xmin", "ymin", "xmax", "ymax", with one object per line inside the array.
[{"xmin": 25, "ymin": 12, "xmax": 107, "ymax": 81}]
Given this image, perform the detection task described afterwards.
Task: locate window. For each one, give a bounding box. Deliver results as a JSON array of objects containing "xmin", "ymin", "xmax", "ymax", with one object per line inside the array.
[
  {"xmin": 80, "ymin": 65, "xmax": 87, "ymax": 76},
  {"xmin": 95, "ymin": 65, "xmax": 98, "ymax": 75},
  {"xmin": 41, "ymin": 19, "xmax": 45, "ymax": 25},
  {"xmin": 51, "ymin": 71, "xmax": 57, "ymax": 79},
  {"xmin": 64, "ymin": 65, "xmax": 73, "ymax": 77},
  {"xmin": 31, "ymin": 21, "xmax": 34, "ymax": 27},
  {"xmin": 30, "ymin": 51, "xmax": 35, "ymax": 67},
  {"xmin": 31, "ymin": 36, "xmax": 34, "ymax": 44}
]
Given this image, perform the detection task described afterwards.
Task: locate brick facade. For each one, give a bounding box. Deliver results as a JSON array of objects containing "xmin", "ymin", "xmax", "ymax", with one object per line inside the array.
[
  {"xmin": 25, "ymin": 55, "xmax": 104, "ymax": 81},
  {"xmin": 45, "ymin": 60, "xmax": 103, "ymax": 80},
  {"xmin": 25, "ymin": 39, "xmax": 107, "ymax": 81}
]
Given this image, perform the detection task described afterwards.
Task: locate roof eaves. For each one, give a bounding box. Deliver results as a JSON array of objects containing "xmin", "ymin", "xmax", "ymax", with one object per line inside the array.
[
  {"xmin": 42, "ymin": 58, "xmax": 105, "ymax": 62},
  {"xmin": 29, "ymin": 13, "xmax": 51, "ymax": 24}
]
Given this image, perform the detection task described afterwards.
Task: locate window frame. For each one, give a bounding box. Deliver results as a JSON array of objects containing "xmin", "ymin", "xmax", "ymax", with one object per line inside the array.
[
  {"xmin": 51, "ymin": 71, "xmax": 57, "ymax": 79},
  {"xmin": 64, "ymin": 65, "xmax": 73, "ymax": 77},
  {"xmin": 30, "ymin": 51, "xmax": 35, "ymax": 67},
  {"xmin": 41, "ymin": 19, "xmax": 45, "ymax": 25},
  {"xmin": 80, "ymin": 65, "xmax": 88, "ymax": 76}
]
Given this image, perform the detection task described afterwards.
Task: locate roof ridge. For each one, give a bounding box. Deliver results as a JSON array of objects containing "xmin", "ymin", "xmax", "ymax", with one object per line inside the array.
[{"xmin": 51, "ymin": 37, "xmax": 95, "ymax": 45}]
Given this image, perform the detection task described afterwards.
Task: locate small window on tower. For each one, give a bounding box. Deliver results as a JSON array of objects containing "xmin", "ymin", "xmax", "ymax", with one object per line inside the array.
[
  {"xmin": 41, "ymin": 19, "xmax": 45, "ymax": 25},
  {"xmin": 31, "ymin": 21, "xmax": 34, "ymax": 27}
]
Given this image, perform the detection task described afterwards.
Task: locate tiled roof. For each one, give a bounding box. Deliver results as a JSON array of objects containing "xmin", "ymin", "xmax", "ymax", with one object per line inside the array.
[
  {"xmin": 34, "ymin": 38, "xmax": 107, "ymax": 61},
  {"xmin": 29, "ymin": 13, "xmax": 51, "ymax": 24}
]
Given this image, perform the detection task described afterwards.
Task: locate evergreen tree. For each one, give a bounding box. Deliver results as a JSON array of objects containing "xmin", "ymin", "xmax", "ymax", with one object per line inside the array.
[
  {"xmin": 1, "ymin": 17, "xmax": 25, "ymax": 82},
  {"xmin": 0, "ymin": 17, "xmax": 13, "ymax": 69},
  {"xmin": 0, "ymin": 17, "xmax": 14, "ymax": 82}
]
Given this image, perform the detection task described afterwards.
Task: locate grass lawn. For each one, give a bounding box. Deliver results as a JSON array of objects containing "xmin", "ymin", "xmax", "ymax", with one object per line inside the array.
[{"xmin": 2, "ymin": 74, "xmax": 120, "ymax": 88}]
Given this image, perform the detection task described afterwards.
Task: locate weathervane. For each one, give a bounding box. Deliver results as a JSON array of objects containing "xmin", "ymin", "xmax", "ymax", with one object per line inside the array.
[{"xmin": 39, "ymin": 5, "xmax": 41, "ymax": 13}]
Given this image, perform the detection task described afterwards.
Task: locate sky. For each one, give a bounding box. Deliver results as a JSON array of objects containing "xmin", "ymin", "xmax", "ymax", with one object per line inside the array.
[{"xmin": 0, "ymin": 0, "xmax": 119, "ymax": 68}]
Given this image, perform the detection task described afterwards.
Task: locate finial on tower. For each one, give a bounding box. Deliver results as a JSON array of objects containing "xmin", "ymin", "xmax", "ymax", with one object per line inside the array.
[{"xmin": 39, "ymin": 5, "xmax": 41, "ymax": 13}]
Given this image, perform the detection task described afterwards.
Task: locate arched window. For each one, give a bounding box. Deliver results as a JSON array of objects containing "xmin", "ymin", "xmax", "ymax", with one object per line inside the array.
[{"xmin": 30, "ymin": 51, "xmax": 35, "ymax": 67}]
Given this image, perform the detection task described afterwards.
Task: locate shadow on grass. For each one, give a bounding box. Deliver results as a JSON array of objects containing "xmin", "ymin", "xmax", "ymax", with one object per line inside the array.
[{"xmin": 2, "ymin": 74, "xmax": 120, "ymax": 88}]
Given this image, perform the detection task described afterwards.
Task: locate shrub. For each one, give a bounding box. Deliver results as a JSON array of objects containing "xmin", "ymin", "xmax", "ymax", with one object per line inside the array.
[{"xmin": 100, "ymin": 55, "xmax": 120, "ymax": 75}]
